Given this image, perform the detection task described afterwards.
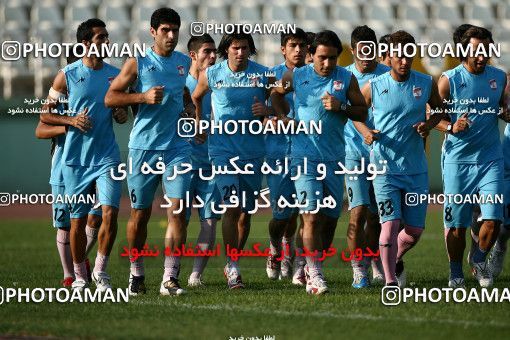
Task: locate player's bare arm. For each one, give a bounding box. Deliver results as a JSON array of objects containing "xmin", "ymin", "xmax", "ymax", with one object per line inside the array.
[
  {"xmin": 182, "ymin": 86, "xmax": 196, "ymax": 118},
  {"xmin": 35, "ymin": 121, "xmax": 65, "ymax": 139},
  {"xmin": 435, "ymin": 75, "xmax": 453, "ymax": 133},
  {"xmin": 39, "ymin": 72, "xmax": 91, "ymax": 133},
  {"xmin": 105, "ymin": 57, "xmax": 162, "ymax": 107},
  {"xmin": 435, "ymin": 75, "xmax": 470, "ymax": 134},
  {"xmin": 353, "ymin": 81, "xmax": 378, "ymax": 145},
  {"xmin": 414, "ymin": 78, "xmax": 447, "ymax": 137},
  {"xmin": 339, "ymin": 75, "xmax": 367, "ymax": 122},
  {"xmin": 191, "ymin": 70, "xmax": 210, "ymax": 143},
  {"xmin": 191, "ymin": 69, "xmax": 210, "ymax": 122},
  {"xmin": 270, "ymin": 70, "xmax": 294, "ymax": 124},
  {"xmin": 252, "ymin": 76, "xmax": 277, "ymax": 117},
  {"xmin": 498, "ymin": 77, "xmax": 510, "ymax": 122}
]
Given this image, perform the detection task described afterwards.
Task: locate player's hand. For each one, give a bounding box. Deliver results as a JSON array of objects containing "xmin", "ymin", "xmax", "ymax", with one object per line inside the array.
[
  {"xmin": 112, "ymin": 107, "xmax": 128, "ymax": 124},
  {"xmin": 72, "ymin": 107, "xmax": 92, "ymax": 132},
  {"xmin": 413, "ymin": 122, "xmax": 430, "ymax": 138},
  {"xmin": 181, "ymin": 103, "xmax": 196, "ymax": 118},
  {"xmin": 321, "ymin": 91, "xmax": 341, "ymax": 111},
  {"xmin": 363, "ymin": 129, "xmax": 380, "ymax": 145},
  {"xmin": 452, "ymin": 112, "xmax": 471, "ymax": 134},
  {"xmin": 143, "ymin": 86, "xmax": 164, "ymax": 104},
  {"xmin": 252, "ymin": 96, "xmax": 269, "ymax": 116}
]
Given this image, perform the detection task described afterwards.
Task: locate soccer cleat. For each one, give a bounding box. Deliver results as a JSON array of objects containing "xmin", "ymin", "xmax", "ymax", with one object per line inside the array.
[
  {"xmin": 292, "ymin": 267, "xmax": 306, "ymax": 286},
  {"xmin": 306, "ymin": 274, "xmax": 329, "ymax": 295},
  {"xmin": 85, "ymin": 258, "xmax": 92, "ymax": 283},
  {"xmin": 352, "ymin": 270, "xmax": 370, "ymax": 289},
  {"xmin": 304, "ymin": 265, "xmax": 310, "ymax": 283},
  {"xmin": 266, "ymin": 254, "xmax": 281, "ymax": 280},
  {"xmin": 160, "ymin": 277, "xmax": 186, "ymax": 295},
  {"xmin": 92, "ymin": 271, "xmax": 112, "ymax": 292},
  {"xmin": 188, "ymin": 273, "xmax": 204, "ymax": 287},
  {"xmin": 224, "ymin": 264, "xmax": 244, "ymax": 289},
  {"xmin": 280, "ymin": 256, "xmax": 293, "ymax": 279},
  {"xmin": 472, "ymin": 262, "xmax": 493, "ymax": 288},
  {"xmin": 61, "ymin": 277, "xmax": 74, "ymax": 287},
  {"xmin": 396, "ymin": 260, "xmax": 406, "ymax": 288},
  {"xmin": 487, "ymin": 247, "xmax": 506, "ymax": 278},
  {"xmin": 71, "ymin": 279, "xmax": 89, "ymax": 291},
  {"xmin": 448, "ymin": 277, "xmax": 466, "ymax": 288},
  {"xmin": 128, "ymin": 274, "xmax": 146, "ymax": 296}
]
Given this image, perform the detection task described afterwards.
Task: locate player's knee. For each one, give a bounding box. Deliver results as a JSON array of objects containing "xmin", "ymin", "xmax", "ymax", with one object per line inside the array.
[
  {"xmin": 130, "ymin": 208, "xmax": 151, "ymax": 224},
  {"xmin": 483, "ymin": 219, "xmax": 501, "ymax": 232},
  {"xmin": 302, "ymin": 216, "xmax": 321, "ymax": 231},
  {"xmin": 349, "ymin": 206, "xmax": 366, "ymax": 226},
  {"xmin": 87, "ymin": 214, "xmax": 102, "ymax": 229},
  {"xmin": 224, "ymin": 207, "xmax": 242, "ymax": 223},
  {"xmin": 404, "ymin": 226, "xmax": 423, "ymax": 243}
]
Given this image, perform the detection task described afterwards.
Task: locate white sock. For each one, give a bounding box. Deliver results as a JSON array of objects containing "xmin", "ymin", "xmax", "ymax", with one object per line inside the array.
[
  {"xmin": 269, "ymin": 236, "xmax": 282, "ymax": 256},
  {"xmin": 282, "ymin": 236, "xmax": 295, "ymax": 259},
  {"xmin": 56, "ymin": 228, "xmax": 74, "ymax": 279},
  {"xmin": 163, "ymin": 256, "xmax": 180, "ymax": 282},
  {"xmin": 191, "ymin": 219, "xmax": 217, "ymax": 276},
  {"xmin": 85, "ymin": 225, "xmax": 98, "ymax": 256},
  {"xmin": 93, "ymin": 252, "xmax": 109, "ymax": 273},
  {"xmin": 74, "ymin": 261, "xmax": 87, "ymax": 282},
  {"xmin": 130, "ymin": 257, "xmax": 145, "ymax": 277},
  {"xmin": 305, "ymin": 251, "xmax": 322, "ymax": 277}
]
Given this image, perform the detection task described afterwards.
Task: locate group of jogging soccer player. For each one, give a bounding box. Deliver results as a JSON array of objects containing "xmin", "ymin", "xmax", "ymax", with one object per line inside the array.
[{"xmin": 36, "ymin": 7, "xmax": 510, "ymax": 296}]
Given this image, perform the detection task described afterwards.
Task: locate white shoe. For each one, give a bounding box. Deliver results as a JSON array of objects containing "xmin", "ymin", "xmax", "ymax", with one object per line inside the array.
[
  {"xmin": 280, "ymin": 256, "xmax": 293, "ymax": 279},
  {"xmin": 472, "ymin": 262, "xmax": 493, "ymax": 288},
  {"xmin": 160, "ymin": 278, "xmax": 186, "ymax": 295},
  {"xmin": 352, "ymin": 270, "xmax": 370, "ymax": 289},
  {"xmin": 188, "ymin": 273, "xmax": 204, "ymax": 287},
  {"xmin": 487, "ymin": 246, "xmax": 506, "ymax": 278},
  {"xmin": 92, "ymin": 271, "xmax": 112, "ymax": 292},
  {"xmin": 292, "ymin": 266, "xmax": 306, "ymax": 286},
  {"xmin": 266, "ymin": 254, "xmax": 281, "ymax": 280},
  {"xmin": 448, "ymin": 277, "xmax": 465, "ymax": 288},
  {"xmin": 71, "ymin": 279, "xmax": 89, "ymax": 291},
  {"xmin": 306, "ymin": 273, "xmax": 328, "ymax": 295},
  {"xmin": 224, "ymin": 264, "xmax": 244, "ymax": 289}
]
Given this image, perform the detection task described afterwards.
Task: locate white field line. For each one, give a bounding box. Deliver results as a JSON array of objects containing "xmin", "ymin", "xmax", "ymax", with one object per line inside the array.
[{"xmin": 131, "ymin": 300, "xmax": 509, "ymax": 329}]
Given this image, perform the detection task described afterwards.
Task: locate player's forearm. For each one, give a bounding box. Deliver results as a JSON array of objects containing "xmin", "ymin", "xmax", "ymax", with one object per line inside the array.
[
  {"xmin": 35, "ymin": 122, "xmax": 65, "ymax": 139},
  {"xmin": 40, "ymin": 110, "xmax": 74, "ymax": 126},
  {"xmin": 344, "ymin": 105, "xmax": 368, "ymax": 122},
  {"xmin": 424, "ymin": 110, "xmax": 447, "ymax": 131},
  {"xmin": 353, "ymin": 120, "xmax": 372, "ymax": 136},
  {"xmin": 269, "ymin": 92, "xmax": 288, "ymax": 118},
  {"xmin": 434, "ymin": 119, "xmax": 451, "ymax": 133},
  {"xmin": 105, "ymin": 90, "xmax": 145, "ymax": 108},
  {"xmin": 191, "ymin": 95, "xmax": 203, "ymax": 121}
]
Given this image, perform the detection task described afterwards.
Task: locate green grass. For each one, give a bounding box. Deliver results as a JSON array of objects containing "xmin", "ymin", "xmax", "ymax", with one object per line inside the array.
[{"xmin": 1, "ymin": 211, "xmax": 510, "ymax": 339}]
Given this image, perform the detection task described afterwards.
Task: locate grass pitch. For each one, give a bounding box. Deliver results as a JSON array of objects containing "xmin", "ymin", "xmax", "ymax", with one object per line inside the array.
[{"xmin": 1, "ymin": 210, "xmax": 510, "ymax": 339}]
